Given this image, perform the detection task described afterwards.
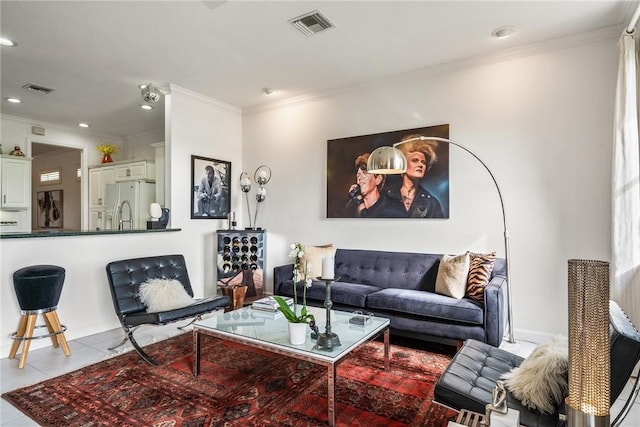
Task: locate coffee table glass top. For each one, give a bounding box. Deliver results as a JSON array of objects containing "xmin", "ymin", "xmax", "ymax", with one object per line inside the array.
[{"xmin": 194, "ymin": 305, "xmax": 389, "ymax": 362}]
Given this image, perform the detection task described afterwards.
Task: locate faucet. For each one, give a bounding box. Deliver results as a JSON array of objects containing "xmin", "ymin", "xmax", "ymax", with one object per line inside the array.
[{"xmin": 118, "ymin": 200, "xmax": 133, "ymax": 230}]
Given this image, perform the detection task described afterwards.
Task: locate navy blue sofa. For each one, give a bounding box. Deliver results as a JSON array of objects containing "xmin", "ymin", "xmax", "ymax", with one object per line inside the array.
[{"xmin": 273, "ymin": 248, "xmax": 509, "ymax": 347}]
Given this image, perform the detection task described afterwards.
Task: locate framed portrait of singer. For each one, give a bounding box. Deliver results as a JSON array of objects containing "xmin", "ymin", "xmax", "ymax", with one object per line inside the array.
[{"xmin": 326, "ymin": 124, "xmax": 450, "ymax": 219}]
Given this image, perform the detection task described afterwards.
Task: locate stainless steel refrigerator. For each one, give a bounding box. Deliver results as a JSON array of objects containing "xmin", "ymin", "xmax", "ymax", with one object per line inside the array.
[{"xmin": 104, "ymin": 181, "xmax": 156, "ymax": 230}]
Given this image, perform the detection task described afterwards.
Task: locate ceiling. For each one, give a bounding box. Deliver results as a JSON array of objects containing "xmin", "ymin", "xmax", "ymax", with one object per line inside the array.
[{"xmin": 0, "ymin": 1, "xmax": 635, "ymax": 138}]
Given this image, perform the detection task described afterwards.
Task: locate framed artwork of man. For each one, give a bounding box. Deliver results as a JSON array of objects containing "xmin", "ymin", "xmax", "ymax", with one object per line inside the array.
[
  {"xmin": 327, "ymin": 124, "xmax": 450, "ymax": 219},
  {"xmin": 191, "ymin": 155, "xmax": 231, "ymax": 219}
]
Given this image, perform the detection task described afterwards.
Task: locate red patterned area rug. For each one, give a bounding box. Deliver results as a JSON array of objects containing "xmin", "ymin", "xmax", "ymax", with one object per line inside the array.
[{"xmin": 2, "ymin": 333, "xmax": 457, "ymax": 426}]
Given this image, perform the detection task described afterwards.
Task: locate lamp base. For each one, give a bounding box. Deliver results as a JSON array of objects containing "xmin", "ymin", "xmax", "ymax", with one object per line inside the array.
[
  {"xmin": 316, "ymin": 332, "xmax": 341, "ymax": 350},
  {"xmin": 566, "ymin": 400, "xmax": 609, "ymax": 427}
]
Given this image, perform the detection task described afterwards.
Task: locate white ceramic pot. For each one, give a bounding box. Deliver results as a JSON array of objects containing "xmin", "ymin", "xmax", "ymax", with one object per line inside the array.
[{"xmin": 288, "ymin": 322, "xmax": 307, "ymax": 345}]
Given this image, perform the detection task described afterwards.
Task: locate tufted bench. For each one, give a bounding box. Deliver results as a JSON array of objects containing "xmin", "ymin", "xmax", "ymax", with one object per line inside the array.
[
  {"xmin": 105, "ymin": 254, "xmax": 230, "ymax": 365},
  {"xmin": 433, "ymin": 300, "xmax": 640, "ymax": 427}
]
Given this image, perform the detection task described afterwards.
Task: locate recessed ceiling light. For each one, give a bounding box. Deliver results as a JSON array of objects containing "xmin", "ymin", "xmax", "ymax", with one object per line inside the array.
[
  {"xmin": 491, "ymin": 26, "xmax": 515, "ymax": 39},
  {"xmin": 262, "ymin": 88, "xmax": 275, "ymax": 95},
  {"xmin": 0, "ymin": 37, "xmax": 17, "ymax": 47},
  {"xmin": 140, "ymin": 104, "xmax": 153, "ymax": 110},
  {"xmin": 5, "ymin": 97, "xmax": 21, "ymax": 103},
  {"xmin": 78, "ymin": 123, "xmax": 90, "ymax": 128}
]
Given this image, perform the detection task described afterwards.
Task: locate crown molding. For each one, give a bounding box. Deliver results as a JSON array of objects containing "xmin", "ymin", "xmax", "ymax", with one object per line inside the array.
[
  {"xmin": 1, "ymin": 113, "xmax": 123, "ymax": 140},
  {"xmin": 170, "ymin": 84, "xmax": 241, "ymax": 113}
]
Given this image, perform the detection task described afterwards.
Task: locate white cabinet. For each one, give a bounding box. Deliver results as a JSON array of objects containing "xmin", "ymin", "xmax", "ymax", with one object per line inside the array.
[
  {"xmin": 88, "ymin": 165, "xmax": 115, "ymax": 230},
  {"xmin": 1, "ymin": 156, "xmax": 31, "ymax": 209},
  {"xmin": 88, "ymin": 166, "xmax": 115, "ymax": 209},
  {"xmin": 115, "ymin": 160, "xmax": 155, "ymax": 182},
  {"xmin": 89, "ymin": 209, "xmax": 103, "ymax": 231}
]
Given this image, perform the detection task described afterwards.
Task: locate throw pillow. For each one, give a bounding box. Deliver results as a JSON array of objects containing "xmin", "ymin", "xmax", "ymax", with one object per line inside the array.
[
  {"xmin": 138, "ymin": 278, "xmax": 194, "ymax": 313},
  {"xmin": 300, "ymin": 244, "xmax": 336, "ymax": 279},
  {"xmin": 502, "ymin": 336, "xmax": 569, "ymax": 414},
  {"xmin": 435, "ymin": 253, "xmax": 470, "ymax": 299},
  {"xmin": 466, "ymin": 252, "xmax": 497, "ymax": 303}
]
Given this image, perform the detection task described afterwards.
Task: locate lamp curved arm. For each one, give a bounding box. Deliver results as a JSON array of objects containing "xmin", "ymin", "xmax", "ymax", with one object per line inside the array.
[
  {"xmin": 395, "ymin": 136, "xmax": 514, "ymax": 343},
  {"xmin": 400, "ymin": 137, "xmax": 507, "ymax": 233}
]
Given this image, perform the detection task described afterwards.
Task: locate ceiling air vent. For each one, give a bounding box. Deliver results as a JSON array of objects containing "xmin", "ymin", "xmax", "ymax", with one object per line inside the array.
[
  {"xmin": 289, "ymin": 10, "xmax": 336, "ymax": 36},
  {"xmin": 22, "ymin": 83, "xmax": 54, "ymax": 94}
]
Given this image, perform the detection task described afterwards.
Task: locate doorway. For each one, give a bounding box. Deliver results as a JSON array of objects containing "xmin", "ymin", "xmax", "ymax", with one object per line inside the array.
[{"xmin": 31, "ymin": 143, "xmax": 82, "ymax": 231}]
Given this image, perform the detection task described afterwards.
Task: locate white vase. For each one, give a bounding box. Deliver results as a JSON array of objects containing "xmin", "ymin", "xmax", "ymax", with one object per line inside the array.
[{"xmin": 288, "ymin": 322, "xmax": 307, "ymax": 345}]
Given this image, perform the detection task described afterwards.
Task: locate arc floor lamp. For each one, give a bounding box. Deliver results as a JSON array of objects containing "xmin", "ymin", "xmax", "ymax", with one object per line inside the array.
[{"xmin": 367, "ymin": 136, "xmax": 515, "ymax": 344}]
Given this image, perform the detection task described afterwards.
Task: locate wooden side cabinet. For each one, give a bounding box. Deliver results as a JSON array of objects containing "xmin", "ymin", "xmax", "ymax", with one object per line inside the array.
[{"xmin": 0, "ymin": 156, "xmax": 31, "ymax": 209}]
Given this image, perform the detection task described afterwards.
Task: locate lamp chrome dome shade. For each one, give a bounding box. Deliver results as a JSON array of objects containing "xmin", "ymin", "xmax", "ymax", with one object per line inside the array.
[{"xmin": 367, "ymin": 146, "xmax": 407, "ymax": 174}]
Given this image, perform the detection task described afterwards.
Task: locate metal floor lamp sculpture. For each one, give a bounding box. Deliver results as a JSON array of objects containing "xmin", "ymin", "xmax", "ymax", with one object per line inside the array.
[
  {"xmin": 239, "ymin": 165, "xmax": 271, "ymax": 230},
  {"xmin": 367, "ymin": 136, "xmax": 515, "ymax": 344}
]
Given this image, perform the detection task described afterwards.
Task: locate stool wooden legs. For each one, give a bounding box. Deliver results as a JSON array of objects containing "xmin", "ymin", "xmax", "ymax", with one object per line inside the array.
[
  {"xmin": 44, "ymin": 311, "xmax": 71, "ymax": 356},
  {"xmin": 8, "ymin": 315, "xmax": 29, "ymax": 360},
  {"xmin": 9, "ymin": 311, "xmax": 70, "ymax": 369}
]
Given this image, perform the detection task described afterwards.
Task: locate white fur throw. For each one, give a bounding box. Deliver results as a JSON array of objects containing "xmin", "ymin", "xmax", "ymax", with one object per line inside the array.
[
  {"xmin": 138, "ymin": 278, "xmax": 194, "ymax": 313},
  {"xmin": 502, "ymin": 336, "xmax": 569, "ymax": 414}
]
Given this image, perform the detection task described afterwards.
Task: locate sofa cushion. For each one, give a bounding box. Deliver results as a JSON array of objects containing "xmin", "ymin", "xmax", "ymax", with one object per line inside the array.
[
  {"xmin": 466, "ymin": 252, "xmax": 497, "ymax": 303},
  {"xmin": 278, "ymin": 279, "xmax": 381, "ymax": 308},
  {"xmin": 435, "ymin": 253, "xmax": 470, "ymax": 299},
  {"xmin": 334, "ymin": 249, "xmax": 439, "ymax": 291},
  {"xmin": 366, "ymin": 288, "xmax": 484, "ymax": 325}
]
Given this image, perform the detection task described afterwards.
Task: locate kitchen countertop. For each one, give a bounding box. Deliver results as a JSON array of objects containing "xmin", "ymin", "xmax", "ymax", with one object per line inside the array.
[{"xmin": 0, "ymin": 228, "xmax": 181, "ymax": 239}]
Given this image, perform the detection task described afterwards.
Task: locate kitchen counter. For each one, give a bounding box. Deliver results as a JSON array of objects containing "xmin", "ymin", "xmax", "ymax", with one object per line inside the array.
[{"xmin": 0, "ymin": 228, "xmax": 181, "ymax": 239}]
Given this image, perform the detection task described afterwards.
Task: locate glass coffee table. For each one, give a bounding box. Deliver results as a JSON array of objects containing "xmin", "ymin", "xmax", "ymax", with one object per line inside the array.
[{"xmin": 193, "ymin": 305, "xmax": 390, "ymax": 426}]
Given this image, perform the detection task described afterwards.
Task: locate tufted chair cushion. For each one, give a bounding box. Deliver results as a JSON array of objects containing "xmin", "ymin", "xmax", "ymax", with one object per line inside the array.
[{"xmin": 434, "ymin": 339, "xmax": 561, "ymax": 427}]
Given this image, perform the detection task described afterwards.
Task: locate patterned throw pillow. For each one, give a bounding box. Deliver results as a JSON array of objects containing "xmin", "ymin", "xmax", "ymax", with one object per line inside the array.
[{"xmin": 466, "ymin": 252, "xmax": 497, "ymax": 303}]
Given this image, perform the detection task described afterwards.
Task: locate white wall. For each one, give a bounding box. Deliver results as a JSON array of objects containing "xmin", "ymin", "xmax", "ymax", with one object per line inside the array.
[
  {"xmin": 124, "ymin": 128, "xmax": 165, "ymax": 161},
  {"xmin": 0, "ymin": 87, "xmax": 243, "ymax": 358},
  {"xmin": 242, "ymin": 36, "xmax": 617, "ymax": 341},
  {"xmin": 167, "ymin": 84, "xmax": 244, "ymax": 296}
]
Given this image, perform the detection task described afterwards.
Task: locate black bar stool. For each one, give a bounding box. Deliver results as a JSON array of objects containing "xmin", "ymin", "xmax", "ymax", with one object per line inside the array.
[{"xmin": 9, "ymin": 265, "xmax": 71, "ymax": 368}]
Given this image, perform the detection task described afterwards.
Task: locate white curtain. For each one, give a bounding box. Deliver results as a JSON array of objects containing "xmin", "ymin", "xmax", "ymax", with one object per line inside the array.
[{"xmin": 612, "ymin": 32, "xmax": 640, "ymax": 328}]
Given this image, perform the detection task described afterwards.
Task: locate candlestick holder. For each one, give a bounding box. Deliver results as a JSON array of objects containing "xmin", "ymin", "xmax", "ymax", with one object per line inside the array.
[{"xmin": 315, "ymin": 277, "xmax": 341, "ymax": 350}]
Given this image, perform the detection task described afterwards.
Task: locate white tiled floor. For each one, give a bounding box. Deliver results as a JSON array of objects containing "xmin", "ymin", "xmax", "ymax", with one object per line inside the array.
[{"xmin": 1, "ymin": 328, "xmax": 639, "ymax": 426}]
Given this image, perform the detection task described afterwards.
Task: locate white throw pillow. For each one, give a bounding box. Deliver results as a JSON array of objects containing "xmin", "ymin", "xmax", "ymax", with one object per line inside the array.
[
  {"xmin": 435, "ymin": 253, "xmax": 470, "ymax": 299},
  {"xmin": 138, "ymin": 278, "xmax": 194, "ymax": 313},
  {"xmin": 502, "ymin": 335, "xmax": 569, "ymax": 414},
  {"xmin": 300, "ymin": 244, "xmax": 336, "ymax": 279}
]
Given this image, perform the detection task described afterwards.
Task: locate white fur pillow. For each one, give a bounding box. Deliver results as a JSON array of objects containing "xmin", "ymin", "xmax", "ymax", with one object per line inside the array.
[
  {"xmin": 138, "ymin": 278, "xmax": 194, "ymax": 313},
  {"xmin": 435, "ymin": 253, "xmax": 470, "ymax": 299},
  {"xmin": 502, "ymin": 335, "xmax": 569, "ymax": 414}
]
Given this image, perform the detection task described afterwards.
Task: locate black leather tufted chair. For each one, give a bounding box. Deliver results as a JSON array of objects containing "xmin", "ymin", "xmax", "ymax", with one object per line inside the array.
[
  {"xmin": 434, "ymin": 300, "xmax": 640, "ymax": 427},
  {"xmin": 105, "ymin": 254, "xmax": 230, "ymax": 365}
]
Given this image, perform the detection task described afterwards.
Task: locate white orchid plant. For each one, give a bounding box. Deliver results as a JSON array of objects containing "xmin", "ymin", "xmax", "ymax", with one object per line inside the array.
[{"xmin": 274, "ymin": 243, "xmax": 315, "ymax": 324}]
